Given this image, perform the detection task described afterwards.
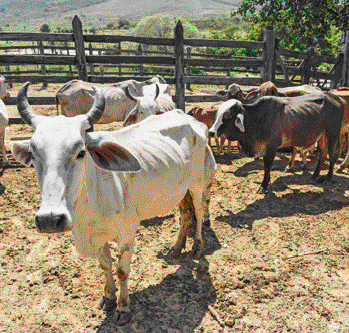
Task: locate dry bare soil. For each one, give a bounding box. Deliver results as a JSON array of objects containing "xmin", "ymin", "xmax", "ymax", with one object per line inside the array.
[{"xmin": 1, "ymin": 84, "xmax": 349, "ymax": 333}]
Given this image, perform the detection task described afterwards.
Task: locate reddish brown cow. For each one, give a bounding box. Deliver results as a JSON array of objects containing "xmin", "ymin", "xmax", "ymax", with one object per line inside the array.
[{"xmin": 188, "ymin": 105, "xmax": 233, "ymax": 154}]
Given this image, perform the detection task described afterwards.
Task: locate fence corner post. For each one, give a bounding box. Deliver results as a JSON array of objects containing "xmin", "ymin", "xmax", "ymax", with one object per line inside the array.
[
  {"xmin": 261, "ymin": 25, "xmax": 276, "ymax": 82},
  {"xmin": 72, "ymin": 15, "xmax": 88, "ymax": 82},
  {"xmin": 341, "ymin": 31, "xmax": 349, "ymax": 87},
  {"xmin": 38, "ymin": 41, "xmax": 48, "ymax": 89},
  {"xmin": 174, "ymin": 20, "xmax": 185, "ymax": 111},
  {"xmin": 303, "ymin": 47, "xmax": 315, "ymax": 84}
]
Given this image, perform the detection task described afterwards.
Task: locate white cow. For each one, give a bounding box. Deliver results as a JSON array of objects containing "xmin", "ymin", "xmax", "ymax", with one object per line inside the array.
[
  {"xmin": 12, "ymin": 82, "xmax": 216, "ymax": 326},
  {"xmin": 0, "ymin": 74, "xmax": 10, "ymax": 166},
  {"xmin": 56, "ymin": 75, "xmax": 175, "ymax": 125}
]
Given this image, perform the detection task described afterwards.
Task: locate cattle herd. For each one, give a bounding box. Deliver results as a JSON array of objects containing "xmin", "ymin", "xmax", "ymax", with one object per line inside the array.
[{"xmin": 1, "ymin": 74, "xmax": 349, "ymax": 326}]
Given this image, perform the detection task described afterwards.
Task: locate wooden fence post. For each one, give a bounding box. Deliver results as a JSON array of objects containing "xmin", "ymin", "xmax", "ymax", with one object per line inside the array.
[
  {"xmin": 38, "ymin": 41, "xmax": 48, "ymax": 89},
  {"xmin": 330, "ymin": 52, "xmax": 344, "ymax": 89},
  {"xmin": 226, "ymin": 50, "xmax": 232, "ymax": 89},
  {"xmin": 117, "ymin": 42, "xmax": 122, "ymax": 75},
  {"xmin": 72, "ymin": 15, "xmax": 88, "ymax": 81},
  {"xmin": 186, "ymin": 46, "xmax": 192, "ymax": 91},
  {"xmin": 65, "ymin": 41, "xmax": 73, "ymax": 75},
  {"xmin": 89, "ymin": 42, "xmax": 95, "ymax": 75},
  {"xmin": 303, "ymin": 47, "xmax": 315, "ymax": 84},
  {"xmin": 261, "ymin": 25, "xmax": 276, "ymax": 82},
  {"xmin": 174, "ymin": 20, "xmax": 185, "ymax": 111},
  {"xmin": 341, "ymin": 31, "xmax": 349, "ymax": 86},
  {"xmin": 138, "ymin": 44, "xmax": 144, "ymax": 77}
]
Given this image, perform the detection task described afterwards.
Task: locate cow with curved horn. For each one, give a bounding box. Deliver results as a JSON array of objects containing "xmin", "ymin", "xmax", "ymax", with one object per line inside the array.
[
  {"xmin": 55, "ymin": 76, "xmax": 175, "ymax": 125},
  {"xmin": 12, "ymin": 82, "xmax": 216, "ymax": 325},
  {"xmin": 123, "ymin": 83, "xmax": 161, "ymax": 126}
]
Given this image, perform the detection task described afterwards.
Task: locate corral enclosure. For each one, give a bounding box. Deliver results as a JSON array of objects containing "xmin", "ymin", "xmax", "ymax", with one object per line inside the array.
[
  {"xmin": 2, "ymin": 17, "xmax": 349, "ymax": 333},
  {"xmin": 1, "ymin": 15, "xmax": 349, "ymax": 116}
]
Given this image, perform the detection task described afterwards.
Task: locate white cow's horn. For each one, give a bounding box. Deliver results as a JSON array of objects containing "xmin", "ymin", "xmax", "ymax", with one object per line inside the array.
[
  {"xmin": 85, "ymin": 86, "xmax": 105, "ymax": 126},
  {"xmin": 17, "ymin": 82, "xmax": 38, "ymax": 128}
]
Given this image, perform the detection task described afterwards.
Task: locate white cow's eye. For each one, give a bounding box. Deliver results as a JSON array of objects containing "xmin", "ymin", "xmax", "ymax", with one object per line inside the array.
[{"xmin": 77, "ymin": 150, "xmax": 86, "ymax": 159}]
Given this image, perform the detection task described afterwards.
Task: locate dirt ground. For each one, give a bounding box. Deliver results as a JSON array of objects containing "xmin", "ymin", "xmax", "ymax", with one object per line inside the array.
[{"xmin": 1, "ymin": 83, "xmax": 349, "ymax": 333}]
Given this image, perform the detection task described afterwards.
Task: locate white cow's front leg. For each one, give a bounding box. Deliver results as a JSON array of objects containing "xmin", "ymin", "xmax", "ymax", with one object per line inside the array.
[
  {"xmin": 113, "ymin": 237, "xmax": 135, "ymax": 326},
  {"xmin": 0, "ymin": 131, "xmax": 10, "ymax": 166},
  {"xmin": 98, "ymin": 243, "xmax": 117, "ymax": 311}
]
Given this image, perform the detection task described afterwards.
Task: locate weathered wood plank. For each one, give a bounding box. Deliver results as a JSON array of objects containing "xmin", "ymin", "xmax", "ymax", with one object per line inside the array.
[
  {"xmin": 278, "ymin": 48, "xmax": 308, "ymax": 59},
  {"xmin": 0, "ymin": 32, "xmax": 74, "ymax": 42},
  {"xmin": 85, "ymin": 34, "xmax": 174, "ymax": 46},
  {"xmin": 5, "ymin": 97, "xmax": 57, "ymax": 105},
  {"xmin": 9, "ymin": 117, "xmax": 26, "ymax": 125},
  {"xmin": 0, "ymin": 55, "xmax": 75, "ymax": 65},
  {"xmin": 185, "ymin": 58, "xmax": 262, "ymax": 67},
  {"xmin": 86, "ymin": 55, "xmax": 175, "ymax": 65},
  {"xmin": 174, "ymin": 20, "xmax": 185, "ymax": 111},
  {"xmin": 72, "ymin": 16, "xmax": 88, "ymax": 81},
  {"xmin": 4, "ymin": 75, "xmax": 77, "ymax": 83},
  {"xmin": 184, "ymin": 76, "xmax": 262, "ymax": 86},
  {"xmin": 184, "ymin": 38, "xmax": 264, "ymax": 49},
  {"xmin": 184, "ymin": 95, "xmax": 226, "ymax": 103},
  {"xmin": 261, "ymin": 27, "xmax": 276, "ymax": 82},
  {"xmin": 342, "ymin": 31, "xmax": 349, "ymax": 86}
]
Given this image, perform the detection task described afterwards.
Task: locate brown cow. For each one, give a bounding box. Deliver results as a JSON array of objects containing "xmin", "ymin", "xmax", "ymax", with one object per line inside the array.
[
  {"xmin": 218, "ymin": 82, "xmax": 324, "ymax": 171},
  {"xmin": 209, "ymin": 93, "xmax": 345, "ymax": 193},
  {"xmin": 328, "ymin": 87, "xmax": 349, "ymax": 172},
  {"xmin": 188, "ymin": 105, "xmax": 233, "ymax": 154}
]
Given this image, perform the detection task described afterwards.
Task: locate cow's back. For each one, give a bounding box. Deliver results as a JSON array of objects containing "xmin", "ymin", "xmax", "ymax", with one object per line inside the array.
[
  {"xmin": 188, "ymin": 106, "xmax": 218, "ymax": 129},
  {"xmin": 86, "ymin": 109, "xmax": 209, "ymax": 220},
  {"xmin": 243, "ymin": 93, "xmax": 344, "ymax": 148},
  {"xmin": 330, "ymin": 87, "xmax": 349, "ymax": 131}
]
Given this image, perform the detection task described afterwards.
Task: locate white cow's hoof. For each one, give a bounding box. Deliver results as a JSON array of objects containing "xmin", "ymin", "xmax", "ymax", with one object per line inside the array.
[
  {"xmin": 99, "ymin": 296, "xmax": 116, "ymax": 311},
  {"xmin": 114, "ymin": 309, "xmax": 132, "ymax": 326}
]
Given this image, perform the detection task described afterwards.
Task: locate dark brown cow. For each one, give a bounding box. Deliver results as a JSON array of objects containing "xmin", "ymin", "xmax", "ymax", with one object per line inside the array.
[
  {"xmin": 209, "ymin": 93, "xmax": 345, "ymax": 193},
  {"xmin": 328, "ymin": 87, "xmax": 349, "ymax": 172}
]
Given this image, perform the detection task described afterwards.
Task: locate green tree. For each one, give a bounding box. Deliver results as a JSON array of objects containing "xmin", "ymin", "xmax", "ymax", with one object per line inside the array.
[
  {"xmin": 232, "ymin": 0, "xmax": 349, "ymax": 55},
  {"xmin": 40, "ymin": 24, "xmax": 50, "ymax": 33},
  {"xmin": 132, "ymin": 14, "xmax": 202, "ymax": 52}
]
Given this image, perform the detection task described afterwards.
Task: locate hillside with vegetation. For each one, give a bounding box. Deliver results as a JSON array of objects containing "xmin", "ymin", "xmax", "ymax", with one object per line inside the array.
[{"xmin": 0, "ymin": 0, "xmax": 240, "ymax": 33}]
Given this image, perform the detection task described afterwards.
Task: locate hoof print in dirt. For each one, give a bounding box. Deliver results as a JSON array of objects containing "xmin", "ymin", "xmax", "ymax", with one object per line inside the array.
[{"xmin": 114, "ymin": 309, "xmax": 132, "ymax": 326}]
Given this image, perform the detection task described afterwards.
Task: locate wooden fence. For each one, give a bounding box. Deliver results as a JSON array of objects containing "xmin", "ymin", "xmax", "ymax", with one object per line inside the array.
[{"xmin": 1, "ymin": 16, "xmax": 349, "ymax": 114}]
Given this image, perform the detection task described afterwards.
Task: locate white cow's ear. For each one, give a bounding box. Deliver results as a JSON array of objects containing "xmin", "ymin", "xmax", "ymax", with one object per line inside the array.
[
  {"xmin": 235, "ymin": 113, "xmax": 245, "ymax": 133},
  {"xmin": 87, "ymin": 140, "xmax": 141, "ymax": 172},
  {"xmin": 11, "ymin": 140, "xmax": 32, "ymax": 167}
]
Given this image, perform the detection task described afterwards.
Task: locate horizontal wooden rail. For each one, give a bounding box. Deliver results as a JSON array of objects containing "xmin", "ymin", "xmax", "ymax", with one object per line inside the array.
[
  {"xmin": 0, "ymin": 32, "xmax": 74, "ymax": 42},
  {"xmin": 184, "ymin": 38, "xmax": 264, "ymax": 49},
  {"xmin": 86, "ymin": 55, "xmax": 175, "ymax": 65},
  {"xmin": 85, "ymin": 34, "xmax": 174, "ymax": 46},
  {"xmin": 0, "ymin": 55, "xmax": 75, "ymax": 65},
  {"xmin": 4, "ymin": 75, "xmax": 77, "ymax": 83},
  {"xmin": 185, "ymin": 58, "xmax": 262, "ymax": 68},
  {"xmin": 184, "ymin": 75, "xmax": 262, "ymax": 85},
  {"xmin": 6, "ymin": 97, "xmax": 57, "ymax": 105}
]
